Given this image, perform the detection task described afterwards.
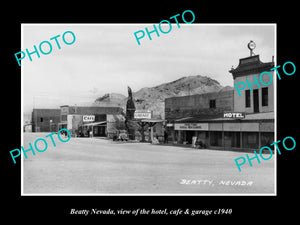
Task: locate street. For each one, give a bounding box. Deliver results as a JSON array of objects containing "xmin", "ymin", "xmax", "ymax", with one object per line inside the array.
[{"xmin": 22, "ymin": 132, "xmax": 275, "ymax": 195}]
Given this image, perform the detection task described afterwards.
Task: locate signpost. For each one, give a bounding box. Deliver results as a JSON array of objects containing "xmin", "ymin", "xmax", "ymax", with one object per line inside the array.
[
  {"xmin": 174, "ymin": 123, "xmax": 209, "ymax": 131},
  {"xmin": 134, "ymin": 110, "xmax": 152, "ymax": 119}
]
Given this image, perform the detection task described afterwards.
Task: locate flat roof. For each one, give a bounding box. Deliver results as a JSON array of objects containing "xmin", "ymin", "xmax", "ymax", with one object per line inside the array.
[{"xmin": 141, "ymin": 119, "xmax": 165, "ymax": 123}]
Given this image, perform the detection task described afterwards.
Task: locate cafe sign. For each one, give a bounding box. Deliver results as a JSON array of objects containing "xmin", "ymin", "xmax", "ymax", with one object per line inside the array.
[
  {"xmin": 175, "ymin": 123, "xmax": 208, "ymax": 131},
  {"xmin": 83, "ymin": 115, "xmax": 95, "ymax": 122}
]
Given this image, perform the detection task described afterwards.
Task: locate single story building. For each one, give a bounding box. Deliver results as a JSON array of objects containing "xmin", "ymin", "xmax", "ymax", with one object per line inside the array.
[
  {"xmin": 168, "ymin": 112, "xmax": 273, "ymax": 151},
  {"xmin": 31, "ymin": 108, "xmax": 61, "ymax": 132},
  {"xmin": 58, "ymin": 105, "xmax": 125, "ymax": 138}
]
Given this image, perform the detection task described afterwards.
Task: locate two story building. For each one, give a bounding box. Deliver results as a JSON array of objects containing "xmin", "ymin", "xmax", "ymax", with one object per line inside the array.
[
  {"xmin": 228, "ymin": 53, "xmax": 274, "ymax": 151},
  {"xmin": 165, "ymin": 47, "xmax": 275, "ymax": 151},
  {"xmin": 165, "ymin": 89, "xmax": 234, "ymax": 146}
]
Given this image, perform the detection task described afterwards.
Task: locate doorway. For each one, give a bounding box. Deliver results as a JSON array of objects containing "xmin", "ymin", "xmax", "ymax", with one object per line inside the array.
[
  {"xmin": 94, "ymin": 126, "xmax": 106, "ymax": 137},
  {"xmin": 186, "ymin": 131, "xmax": 195, "ymax": 144},
  {"xmin": 253, "ymin": 89, "xmax": 259, "ymax": 113}
]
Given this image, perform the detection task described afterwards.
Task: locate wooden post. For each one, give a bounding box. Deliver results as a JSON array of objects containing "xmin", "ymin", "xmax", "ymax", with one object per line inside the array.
[
  {"xmin": 178, "ymin": 130, "xmax": 182, "ymax": 144},
  {"xmin": 258, "ymin": 131, "xmax": 261, "ymax": 149},
  {"xmin": 150, "ymin": 126, "xmax": 154, "ymax": 142},
  {"xmin": 221, "ymin": 122, "xmax": 224, "ymax": 149},
  {"xmin": 240, "ymin": 131, "xmax": 243, "ymax": 149},
  {"xmin": 137, "ymin": 121, "xmax": 147, "ymax": 142}
]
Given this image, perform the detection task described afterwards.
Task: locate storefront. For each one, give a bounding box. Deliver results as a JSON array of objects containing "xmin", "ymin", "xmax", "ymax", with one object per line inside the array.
[
  {"xmin": 59, "ymin": 105, "xmax": 124, "ymax": 138},
  {"xmin": 165, "ymin": 45, "xmax": 274, "ymax": 152},
  {"xmin": 80, "ymin": 121, "xmax": 107, "ymax": 137},
  {"xmin": 174, "ymin": 123, "xmax": 209, "ymax": 145},
  {"xmin": 170, "ymin": 112, "xmax": 274, "ymax": 151}
]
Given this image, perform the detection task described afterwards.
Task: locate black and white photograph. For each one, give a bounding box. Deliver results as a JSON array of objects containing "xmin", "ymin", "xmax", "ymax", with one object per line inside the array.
[
  {"xmin": 4, "ymin": 4, "xmax": 299, "ymax": 221},
  {"xmin": 21, "ymin": 24, "xmax": 276, "ymax": 195}
]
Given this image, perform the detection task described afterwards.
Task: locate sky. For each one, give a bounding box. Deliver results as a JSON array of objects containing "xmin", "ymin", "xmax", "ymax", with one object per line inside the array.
[{"xmin": 22, "ymin": 24, "xmax": 275, "ymax": 117}]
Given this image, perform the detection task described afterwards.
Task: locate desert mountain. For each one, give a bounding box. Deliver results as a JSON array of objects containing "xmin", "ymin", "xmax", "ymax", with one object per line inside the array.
[
  {"xmin": 94, "ymin": 75, "xmax": 232, "ymax": 119},
  {"xmin": 94, "ymin": 93, "xmax": 126, "ymax": 107}
]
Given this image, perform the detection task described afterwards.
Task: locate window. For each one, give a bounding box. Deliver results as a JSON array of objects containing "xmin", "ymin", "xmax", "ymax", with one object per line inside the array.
[
  {"xmin": 61, "ymin": 115, "xmax": 67, "ymax": 121},
  {"xmin": 245, "ymin": 90, "xmax": 251, "ymax": 108},
  {"xmin": 262, "ymin": 87, "xmax": 268, "ymax": 106},
  {"xmin": 209, "ymin": 99, "xmax": 216, "ymax": 109},
  {"xmin": 40, "ymin": 117, "xmax": 43, "ymax": 122},
  {"xmin": 261, "ymin": 132, "xmax": 274, "ymax": 150},
  {"xmin": 210, "ymin": 131, "xmax": 222, "ymax": 146},
  {"xmin": 224, "ymin": 132, "xmax": 241, "ymax": 148},
  {"xmin": 253, "ymin": 89, "xmax": 259, "ymax": 113},
  {"xmin": 242, "ymin": 132, "xmax": 259, "ymax": 149}
]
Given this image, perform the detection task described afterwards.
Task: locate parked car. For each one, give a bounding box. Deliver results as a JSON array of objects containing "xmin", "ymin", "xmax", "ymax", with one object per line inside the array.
[{"xmin": 118, "ymin": 131, "xmax": 128, "ymax": 141}]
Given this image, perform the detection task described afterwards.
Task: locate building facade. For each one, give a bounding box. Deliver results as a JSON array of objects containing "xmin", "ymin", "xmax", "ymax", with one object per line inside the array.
[
  {"xmin": 165, "ymin": 89, "xmax": 234, "ymax": 121},
  {"xmin": 230, "ymin": 54, "xmax": 274, "ymax": 113},
  {"xmin": 165, "ymin": 89, "xmax": 234, "ymax": 145},
  {"xmin": 228, "ymin": 54, "xmax": 274, "ymax": 151},
  {"xmin": 165, "ymin": 51, "xmax": 274, "ymax": 151},
  {"xmin": 58, "ymin": 105, "xmax": 125, "ymax": 138},
  {"xmin": 31, "ymin": 109, "xmax": 61, "ymax": 132}
]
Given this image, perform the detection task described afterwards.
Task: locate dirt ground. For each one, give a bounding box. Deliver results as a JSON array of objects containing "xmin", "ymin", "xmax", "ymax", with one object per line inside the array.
[{"xmin": 22, "ymin": 132, "xmax": 275, "ymax": 195}]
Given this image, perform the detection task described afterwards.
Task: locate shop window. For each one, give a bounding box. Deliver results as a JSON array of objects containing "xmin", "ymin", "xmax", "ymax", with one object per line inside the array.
[
  {"xmin": 196, "ymin": 131, "xmax": 209, "ymax": 146},
  {"xmin": 209, "ymin": 99, "xmax": 216, "ymax": 109},
  {"xmin": 262, "ymin": 87, "xmax": 268, "ymax": 106},
  {"xmin": 245, "ymin": 90, "xmax": 251, "ymax": 108},
  {"xmin": 242, "ymin": 132, "xmax": 259, "ymax": 149},
  {"xmin": 210, "ymin": 131, "xmax": 222, "ymax": 146},
  {"xmin": 261, "ymin": 132, "xmax": 274, "ymax": 150},
  {"xmin": 224, "ymin": 132, "xmax": 241, "ymax": 148}
]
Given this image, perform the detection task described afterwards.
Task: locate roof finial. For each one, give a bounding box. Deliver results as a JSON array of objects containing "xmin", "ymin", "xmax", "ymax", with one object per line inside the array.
[{"xmin": 247, "ymin": 40, "xmax": 256, "ymax": 56}]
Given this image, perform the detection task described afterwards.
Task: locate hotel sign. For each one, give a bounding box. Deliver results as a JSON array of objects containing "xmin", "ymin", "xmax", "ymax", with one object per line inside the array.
[
  {"xmin": 134, "ymin": 110, "xmax": 152, "ymax": 119},
  {"xmin": 223, "ymin": 112, "xmax": 245, "ymax": 119},
  {"xmin": 175, "ymin": 123, "xmax": 208, "ymax": 131},
  {"xmin": 83, "ymin": 115, "xmax": 95, "ymax": 122}
]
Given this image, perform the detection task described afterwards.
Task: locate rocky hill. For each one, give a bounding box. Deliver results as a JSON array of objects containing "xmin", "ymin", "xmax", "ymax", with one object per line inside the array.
[
  {"xmin": 94, "ymin": 93, "xmax": 126, "ymax": 107},
  {"xmin": 94, "ymin": 75, "xmax": 232, "ymax": 119}
]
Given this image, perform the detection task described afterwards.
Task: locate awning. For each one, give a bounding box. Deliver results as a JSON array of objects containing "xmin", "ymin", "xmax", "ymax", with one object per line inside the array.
[
  {"xmin": 139, "ymin": 119, "xmax": 165, "ymax": 128},
  {"xmin": 82, "ymin": 121, "xmax": 107, "ymax": 126},
  {"xmin": 141, "ymin": 119, "xmax": 165, "ymax": 123},
  {"xmin": 174, "ymin": 117, "xmax": 195, "ymax": 122}
]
